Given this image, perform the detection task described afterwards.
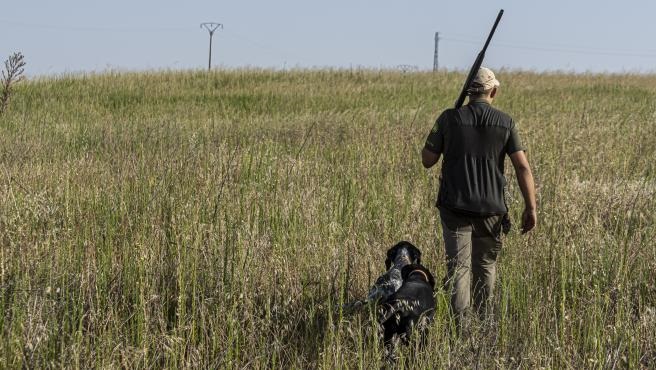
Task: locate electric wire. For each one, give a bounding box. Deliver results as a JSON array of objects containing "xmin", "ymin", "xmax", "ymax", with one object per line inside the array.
[
  {"xmin": 3, "ymin": 18, "xmax": 656, "ymax": 59},
  {"xmin": 440, "ymin": 35, "xmax": 656, "ymax": 58},
  {"xmin": 0, "ymin": 18, "xmax": 189, "ymax": 32}
]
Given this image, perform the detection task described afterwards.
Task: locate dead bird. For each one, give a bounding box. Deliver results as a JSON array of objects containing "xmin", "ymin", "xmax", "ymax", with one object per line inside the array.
[{"xmin": 366, "ymin": 241, "xmax": 422, "ymax": 303}]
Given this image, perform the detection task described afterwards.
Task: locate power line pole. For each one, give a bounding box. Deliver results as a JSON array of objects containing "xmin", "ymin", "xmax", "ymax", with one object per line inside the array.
[
  {"xmin": 200, "ymin": 22, "xmax": 223, "ymax": 71},
  {"xmin": 433, "ymin": 32, "xmax": 439, "ymax": 72}
]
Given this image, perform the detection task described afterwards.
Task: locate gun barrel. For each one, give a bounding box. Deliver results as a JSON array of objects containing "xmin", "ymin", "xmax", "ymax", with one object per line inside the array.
[{"xmin": 454, "ymin": 9, "xmax": 504, "ymax": 109}]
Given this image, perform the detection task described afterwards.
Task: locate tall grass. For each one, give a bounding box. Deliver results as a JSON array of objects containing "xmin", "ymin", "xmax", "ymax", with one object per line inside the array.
[{"xmin": 0, "ymin": 69, "xmax": 654, "ymax": 368}]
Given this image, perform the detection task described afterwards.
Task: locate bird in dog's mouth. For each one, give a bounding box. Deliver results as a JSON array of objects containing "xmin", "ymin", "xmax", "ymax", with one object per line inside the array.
[{"xmin": 366, "ymin": 241, "xmax": 421, "ymax": 303}]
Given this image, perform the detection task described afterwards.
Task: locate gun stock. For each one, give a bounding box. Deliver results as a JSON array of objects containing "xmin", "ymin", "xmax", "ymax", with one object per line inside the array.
[{"xmin": 454, "ymin": 9, "xmax": 504, "ymax": 109}]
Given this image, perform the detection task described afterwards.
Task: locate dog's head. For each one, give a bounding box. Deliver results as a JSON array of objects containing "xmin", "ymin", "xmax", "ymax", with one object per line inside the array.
[
  {"xmin": 385, "ymin": 241, "xmax": 421, "ymax": 270},
  {"xmin": 401, "ymin": 263, "xmax": 436, "ymax": 289}
]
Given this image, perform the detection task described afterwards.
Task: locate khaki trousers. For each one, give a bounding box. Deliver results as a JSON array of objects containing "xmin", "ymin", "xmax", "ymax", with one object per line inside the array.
[{"xmin": 439, "ymin": 207, "xmax": 503, "ymax": 318}]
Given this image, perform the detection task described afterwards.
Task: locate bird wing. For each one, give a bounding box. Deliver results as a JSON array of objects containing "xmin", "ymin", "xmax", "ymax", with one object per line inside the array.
[{"xmin": 367, "ymin": 268, "xmax": 403, "ymax": 302}]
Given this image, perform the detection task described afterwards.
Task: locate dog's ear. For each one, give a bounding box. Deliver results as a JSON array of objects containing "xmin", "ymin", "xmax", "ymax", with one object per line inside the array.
[
  {"xmin": 409, "ymin": 245, "xmax": 422, "ymax": 265},
  {"xmin": 385, "ymin": 242, "xmax": 402, "ymax": 269},
  {"xmin": 385, "ymin": 255, "xmax": 392, "ymax": 270},
  {"xmin": 385, "ymin": 248, "xmax": 393, "ymax": 269}
]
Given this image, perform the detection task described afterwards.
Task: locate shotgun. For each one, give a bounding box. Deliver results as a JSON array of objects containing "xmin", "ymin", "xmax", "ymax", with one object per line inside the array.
[{"xmin": 454, "ymin": 9, "xmax": 504, "ymax": 109}]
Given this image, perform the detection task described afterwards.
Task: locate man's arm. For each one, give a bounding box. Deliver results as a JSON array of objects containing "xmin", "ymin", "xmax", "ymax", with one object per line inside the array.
[
  {"xmin": 422, "ymin": 111, "xmax": 448, "ymax": 168},
  {"xmin": 509, "ymin": 150, "xmax": 537, "ymax": 233},
  {"xmin": 422, "ymin": 148, "xmax": 440, "ymax": 168}
]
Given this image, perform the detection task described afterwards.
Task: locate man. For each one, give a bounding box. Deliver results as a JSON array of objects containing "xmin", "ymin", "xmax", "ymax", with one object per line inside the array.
[{"xmin": 421, "ymin": 67, "xmax": 536, "ymax": 322}]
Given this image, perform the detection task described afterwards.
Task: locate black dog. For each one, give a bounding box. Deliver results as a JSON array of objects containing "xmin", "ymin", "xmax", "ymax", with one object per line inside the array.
[
  {"xmin": 366, "ymin": 241, "xmax": 422, "ymax": 303},
  {"xmin": 378, "ymin": 263, "xmax": 436, "ymax": 345}
]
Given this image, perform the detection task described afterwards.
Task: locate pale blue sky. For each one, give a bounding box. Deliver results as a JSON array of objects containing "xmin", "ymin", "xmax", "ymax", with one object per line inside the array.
[{"xmin": 2, "ymin": 0, "xmax": 656, "ymax": 76}]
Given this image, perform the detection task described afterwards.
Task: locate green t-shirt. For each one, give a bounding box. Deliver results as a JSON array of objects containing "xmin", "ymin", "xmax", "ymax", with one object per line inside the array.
[{"xmin": 424, "ymin": 101, "xmax": 524, "ymax": 216}]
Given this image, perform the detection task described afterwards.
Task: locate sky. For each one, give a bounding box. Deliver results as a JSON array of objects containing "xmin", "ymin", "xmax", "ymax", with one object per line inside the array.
[{"xmin": 2, "ymin": 0, "xmax": 656, "ymax": 76}]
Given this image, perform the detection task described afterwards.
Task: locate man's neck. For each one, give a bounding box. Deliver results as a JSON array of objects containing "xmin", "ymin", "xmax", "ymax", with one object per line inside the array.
[{"xmin": 468, "ymin": 96, "xmax": 493, "ymax": 104}]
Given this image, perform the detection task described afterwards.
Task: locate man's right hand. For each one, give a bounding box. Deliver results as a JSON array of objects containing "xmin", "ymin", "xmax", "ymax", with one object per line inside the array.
[{"xmin": 521, "ymin": 207, "xmax": 537, "ymax": 234}]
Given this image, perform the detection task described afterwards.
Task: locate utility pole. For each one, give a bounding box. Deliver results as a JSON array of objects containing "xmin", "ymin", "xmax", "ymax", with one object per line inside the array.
[
  {"xmin": 433, "ymin": 32, "xmax": 439, "ymax": 72},
  {"xmin": 200, "ymin": 22, "xmax": 223, "ymax": 71}
]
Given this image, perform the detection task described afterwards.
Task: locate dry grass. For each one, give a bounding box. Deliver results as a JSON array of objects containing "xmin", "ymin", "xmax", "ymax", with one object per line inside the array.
[{"xmin": 0, "ymin": 69, "xmax": 654, "ymax": 368}]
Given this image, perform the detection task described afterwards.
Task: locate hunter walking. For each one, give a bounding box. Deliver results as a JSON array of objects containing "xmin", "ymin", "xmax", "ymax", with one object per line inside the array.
[{"xmin": 421, "ymin": 67, "xmax": 537, "ymax": 325}]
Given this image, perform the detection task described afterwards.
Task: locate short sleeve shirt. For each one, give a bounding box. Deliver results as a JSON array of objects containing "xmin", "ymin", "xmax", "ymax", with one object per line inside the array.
[{"xmin": 424, "ymin": 101, "xmax": 524, "ymax": 215}]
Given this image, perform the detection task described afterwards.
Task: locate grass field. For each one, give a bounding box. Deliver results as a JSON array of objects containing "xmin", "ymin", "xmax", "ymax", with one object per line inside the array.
[{"xmin": 0, "ymin": 69, "xmax": 654, "ymax": 368}]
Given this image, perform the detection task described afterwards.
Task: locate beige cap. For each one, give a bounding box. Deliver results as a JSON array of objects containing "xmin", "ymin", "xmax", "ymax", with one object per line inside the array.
[{"xmin": 467, "ymin": 67, "xmax": 500, "ymax": 94}]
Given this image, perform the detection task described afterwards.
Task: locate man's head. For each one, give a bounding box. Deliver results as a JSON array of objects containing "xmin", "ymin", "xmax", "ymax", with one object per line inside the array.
[{"xmin": 467, "ymin": 67, "xmax": 500, "ymax": 101}]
